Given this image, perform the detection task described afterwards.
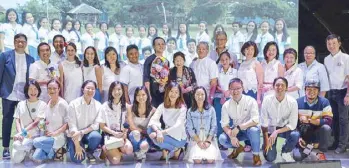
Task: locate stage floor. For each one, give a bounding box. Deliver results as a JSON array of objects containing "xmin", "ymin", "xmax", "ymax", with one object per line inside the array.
[{"xmin": 1, "ymin": 149, "xmax": 348, "ymax": 168}]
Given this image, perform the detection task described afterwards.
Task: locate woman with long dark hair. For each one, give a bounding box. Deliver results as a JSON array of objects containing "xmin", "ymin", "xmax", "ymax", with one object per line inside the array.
[{"xmin": 0, "ymin": 8, "xmax": 22, "ymax": 52}]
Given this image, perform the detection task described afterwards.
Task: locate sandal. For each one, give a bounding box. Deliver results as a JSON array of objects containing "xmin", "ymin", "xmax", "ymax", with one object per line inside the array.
[{"xmin": 54, "ymin": 148, "xmax": 67, "ymax": 161}]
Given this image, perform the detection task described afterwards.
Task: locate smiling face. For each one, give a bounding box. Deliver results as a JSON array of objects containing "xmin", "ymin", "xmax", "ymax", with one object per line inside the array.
[
  {"xmin": 100, "ymin": 23, "xmax": 108, "ymax": 33},
  {"xmin": 305, "ymin": 86, "xmax": 319, "ymax": 101},
  {"xmin": 284, "ymin": 53, "xmax": 296, "ymax": 68},
  {"xmin": 274, "ymin": 79, "xmax": 287, "ymax": 95},
  {"xmin": 215, "ymin": 34, "xmax": 227, "ymax": 49},
  {"xmin": 194, "ymin": 88, "xmax": 206, "ymax": 104},
  {"xmin": 8, "ymin": 11, "xmax": 17, "ymax": 22},
  {"xmin": 168, "ymin": 87, "xmax": 180, "ymax": 103},
  {"xmin": 14, "ymin": 36, "xmax": 27, "ymax": 52},
  {"xmin": 162, "ymin": 24, "xmax": 169, "ymax": 35},
  {"xmin": 106, "ymin": 50, "xmax": 117, "ymax": 65},
  {"xmin": 260, "ymin": 22, "xmax": 269, "ymax": 34},
  {"xmin": 149, "ymin": 27, "xmax": 156, "ymax": 36},
  {"xmin": 83, "ymin": 82, "xmax": 96, "ymax": 99},
  {"xmin": 66, "ymin": 45, "xmax": 76, "ymax": 59},
  {"xmin": 179, "ymin": 24, "xmax": 186, "ymax": 34},
  {"xmin": 112, "ymin": 84, "xmax": 123, "ymax": 100},
  {"xmin": 85, "ymin": 48, "xmax": 96, "ymax": 64},
  {"xmin": 25, "ymin": 13, "xmax": 34, "ymax": 24},
  {"xmin": 304, "ymin": 46, "xmax": 316, "ymax": 64},
  {"xmin": 40, "ymin": 18, "xmax": 49, "ymax": 29},
  {"xmin": 52, "ymin": 20, "xmax": 61, "ymax": 31},
  {"xmin": 220, "ymin": 53, "xmax": 231, "ymax": 69},
  {"xmin": 197, "ymin": 43, "xmax": 209, "ymax": 59},
  {"xmin": 229, "ymin": 82, "xmax": 243, "ymax": 101},
  {"xmin": 167, "ymin": 40, "xmax": 176, "ymax": 51},
  {"xmin": 247, "ymin": 22, "xmax": 255, "ymax": 33},
  {"xmin": 74, "ymin": 21, "xmax": 81, "ymax": 31},
  {"xmin": 266, "ymin": 44, "xmax": 277, "ymax": 61},
  {"xmin": 275, "ymin": 20, "xmax": 284, "ymax": 32},
  {"xmin": 326, "ymin": 38, "xmax": 341, "ymax": 55},
  {"xmin": 115, "ymin": 24, "xmax": 122, "ymax": 34},
  {"xmin": 126, "ymin": 27, "xmax": 133, "ymax": 37},
  {"xmin": 139, "ymin": 27, "xmax": 146, "ymax": 38},
  {"xmin": 244, "ymin": 45, "xmax": 255, "ymax": 59},
  {"xmin": 232, "ymin": 24, "xmax": 239, "ymax": 33},
  {"xmin": 174, "ymin": 55, "xmax": 185, "ymax": 68},
  {"xmin": 47, "ymin": 82, "xmax": 60, "ymax": 99},
  {"xmin": 199, "ymin": 23, "xmax": 206, "ymax": 32},
  {"xmin": 53, "ymin": 37, "xmax": 64, "ymax": 52},
  {"xmin": 28, "ymin": 84, "xmax": 39, "ymax": 100},
  {"xmin": 187, "ymin": 42, "xmax": 196, "ymax": 53},
  {"xmin": 86, "ymin": 24, "xmax": 93, "ymax": 34},
  {"xmin": 127, "ymin": 48, "xmax": 139, "ymax": 64},
  {"xmin": 38, "ymin": 44, "xmax": 51, "ymax": 63},
  {"xmin": 65, "ymin": 22, "xmax": 72, "ymax": 31},
  {"xmin": 153, "ymin": 38, "xmax": 166, "ymax": 53},
  {"xmin": 136, "ymin": 89, "xmax": 148, "ymax": 104}
]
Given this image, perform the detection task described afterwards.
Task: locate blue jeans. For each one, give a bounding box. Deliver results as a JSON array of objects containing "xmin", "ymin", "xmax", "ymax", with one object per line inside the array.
[
  {"xmin": 328, "ymin": 88, "xmax": 349, "ymax": 148},
  {"xmin": 219, "ymin": 126, "xmax": 260, "ymax": 154},
  {"xmin": 128, "ymin": 131, "xmax": 150, "ymax": 152},
  {"xmin": 263, "ymin": 130, "xmax": 300, "ymax": 162},
  {"xmin": 67, "ymin": 131, "xmax": 102, "ymax": 163},
  {"xmin": 32, "ymin": 136, "xmax": 55, "ymax": 161},
  {"xmin": 213, "ymin": 97, "xmax": 227, "ymax": 137},
  {"xmin": 147, "ymin": 127, "xmax": 186, "ymax": 151},
  {"xmin": 242, "ymin": 90, "xmax": 257, "ymax": 147}
]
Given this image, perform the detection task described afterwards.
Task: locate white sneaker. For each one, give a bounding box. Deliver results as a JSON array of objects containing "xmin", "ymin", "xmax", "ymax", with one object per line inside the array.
[{"xmin": 281, "ymin": 152, "xmax": 295, "ymax": 162}]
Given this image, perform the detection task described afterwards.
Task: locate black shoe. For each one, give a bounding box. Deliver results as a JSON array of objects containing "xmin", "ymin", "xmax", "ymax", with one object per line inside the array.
[
  {"xmin": 2, "ymin": 149, "xmax": 10, "ymax": 159},
  {"xmin": 219, "ymin": 145, "xmax": 228, "ymax": 150},
  {"xmin": 328, "ymin": 144, "xmax": 337, "ymax": 150}
]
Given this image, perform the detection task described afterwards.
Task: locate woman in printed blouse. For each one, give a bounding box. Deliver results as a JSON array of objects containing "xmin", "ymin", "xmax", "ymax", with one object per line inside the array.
[{"xmin": 168, "ymin": 51, "xmax": 196, "ymax": 107}]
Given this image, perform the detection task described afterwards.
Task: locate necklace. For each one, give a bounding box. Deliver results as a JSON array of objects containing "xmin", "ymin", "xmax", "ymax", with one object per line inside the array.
[{"xmin": 26, "ymin": 100, "xmax": 37, "ymax": 113}]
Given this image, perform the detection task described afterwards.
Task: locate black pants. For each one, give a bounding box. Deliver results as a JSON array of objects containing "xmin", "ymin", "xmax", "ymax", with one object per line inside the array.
[{"xmin": 2, "ymin": 99, "xmax": 19, "ymax": 148}]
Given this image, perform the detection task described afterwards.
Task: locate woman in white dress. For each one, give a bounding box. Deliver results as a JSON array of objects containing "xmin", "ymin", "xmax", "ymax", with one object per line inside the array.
[
  {"xmin": 48, "ymin": 19, "xmax": 62, "ymax": 47},
  {"xmin": 284, "ymin": 48, "xmax": 303, "ymax": 99},
  {"xmin": 70, "ymin": 20, "xmax": 82, "ymax": 58},
  {"xmin": 127, "ymin": 86, "xmax": 155, "ymax": 161},
  {"xmin": 38, "ymin": 17, "xmax": 50, "ymax": 43},
  {"xmin": 184, "ymin": 86, "xmax": 222, "ymax": 164},
  {"xmin": 58, "ymin": 43, "xmax": 83, "ymax": 103},
  {"xmin": 0, "ymin": 8, "xmax": 22, "ymax": 52},
  {"xmin": 97, "ymin": 81, "xmax": 133, "ymax": 164},
  {"xmin": 32, "ymin": 79, "xmax": 68, "ymax": 162},
  {"xmin": 261, "ymin": 41, "xmax": 284, "ymax": 97},
  {"xmin": 12, "ymin": 80, "xmax": 46, "ymax": 163},
  {"xmin": 83, "ymin": 46, "xmax": 103, "ymax": 102},
  {"xmin": 148, "ymin": 82, "xmax": 187, "ymax": 161},
  {"xmin": 195, "ymin": 21, "xmax": 210, "ymax": 44},
  {"xmin": 61, "ymin": 20, "xmax": 73, "ymax": 42},
  {"xmin": 21, "ymin": 12, "xmax": 40, "ymax": 60},
  {"xmin": 102, "ymin": 47, "xmax": 125, "ymax": 102}
]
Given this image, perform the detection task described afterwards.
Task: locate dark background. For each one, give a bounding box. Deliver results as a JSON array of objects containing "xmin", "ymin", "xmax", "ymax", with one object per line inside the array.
[{"xmin": 299, "ymin": 0, "xmax": 349, "ymax": 63}]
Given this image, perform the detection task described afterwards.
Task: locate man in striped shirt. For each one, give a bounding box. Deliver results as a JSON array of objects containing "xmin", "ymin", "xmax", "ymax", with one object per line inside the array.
[{"xmin": 293, "ymin": 80, "xmax": 333, "ymax": 161}]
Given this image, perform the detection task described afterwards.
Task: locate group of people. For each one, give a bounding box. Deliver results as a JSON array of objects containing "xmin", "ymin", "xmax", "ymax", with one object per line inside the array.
[{"xmin": 0, "ymin": 8, "xmax": 348, "ymax": 167}]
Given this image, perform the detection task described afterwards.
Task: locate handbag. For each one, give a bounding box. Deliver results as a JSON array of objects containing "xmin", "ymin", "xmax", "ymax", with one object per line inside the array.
[{"xmin": 104, "ymin": 108, "xmax": 124, "ymax": 150}]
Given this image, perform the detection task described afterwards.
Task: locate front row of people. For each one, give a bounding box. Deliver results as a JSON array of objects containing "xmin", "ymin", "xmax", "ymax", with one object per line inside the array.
[{"xmin": 11, "ymin": 77, "xmax": 332, "ymax": 166}]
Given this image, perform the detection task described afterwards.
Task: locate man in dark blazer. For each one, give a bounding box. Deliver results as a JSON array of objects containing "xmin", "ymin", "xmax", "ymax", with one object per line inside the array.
[{"xmin": 0, "ymin": 33, "xmax": 34, "ymax": 159}]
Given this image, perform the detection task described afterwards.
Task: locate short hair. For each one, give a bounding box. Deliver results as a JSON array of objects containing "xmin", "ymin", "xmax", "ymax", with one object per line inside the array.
[
  {"xmin": 241, "ymin": 41, "xmax": 258, "ymax": 57},
  {"xmin": 14, "ymin": 33, "xmax": 27, "ymax": 42},
  {"xmin": 142, "ymin": 46, "xmax": 152, "ymax": 55},
  {"xmin": 263, "ymin": 41, "xmax": 279, "ymax": 61},
  {"xmin": 190, "ymin": 86, "xmax": 210, "ymax": 111},
  {"xmin": 138, "ymin": 25, "xmax": 146, "ymax": 31},
  {"xmin": 152, "ymin": 36, "xmax": 165, "ymax": 46},
  {"xmin": 215, "ymin": 31, "xmax": 227, "ymax": 39},
  {"xmin": 273, "ymin": 77, "xmax": 288, "ymax": 88},
  {"xmin": 228, "ymin": 78, "xmax": 244, "ymax": 88},
  {"xmin": 173, "ymin": 51, "xmax": 186, "ymax": 64},
  {"xmin": 85, "ymin": 23, "xmax": 93, "ymax": 29},
  {"xmin": 197, "ymin": 41, "xmax": 209, "ymax": 50},
  {"xmin": 126, "ymin": 44, "xmax": 139, "ymax": 54},
  {"xmin": 283, "ymin": 48, "xmax": 298, "ymax": 60},
  {"xmin": 232, "ymin": 22, "xmax": 241, "ymax": 27},
  {"xmin": 186, "ymin": 38, "xmax": 196, "ymax": 46},
  {"xmin": 163, "ymin": 81, "xmax": 185, "ymax": 109},
  {"xmin": 24, "ymin": 80, "xmax": 42, "ymax": 99},
  {"xmin": 326, "ymin": 34, "xmax": 341, "ymax": 43},
  {"xmin": 37, "ymin": 42, "xmax": 50, "ymax": 55},
  {"xmin": 304, "ymin": 45, "xmax": 316, "ymax": 54},
  {"xmin": 167, "ymin": 37, "xmax": 177, "ymax": 44},
  {"xmin": 81, "ymin": 80, "xmax": 97, "ymax": 94},
  {"xmin": 53, "ymin": 34, "xmax": 66, "ymax": 43}
]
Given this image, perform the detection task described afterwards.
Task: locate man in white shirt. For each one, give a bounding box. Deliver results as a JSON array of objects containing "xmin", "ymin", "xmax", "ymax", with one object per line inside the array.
[
  {"xmin": 323, "ymin": 34, "xmax": 349, "ymax": 153},
  {"xmin": 109, "ymin": 23, "xmax": 127, "ymax": 62},
  {"xmin": 191, "ymin": 41, "xmax": 218, "ymax": 104},
  {"xmin": 50, "ymin": 35, "xmax": 66, "ymax": 65},
  {"xmin": 261, "ymin": 77, "xmax": 299, "ymax": 162},
  {"xmin": 218, "ymin": 78, "xmax": 261, "ymax": 166},
  {"xmin": 227, "ymin": 22, "xmax": 244, "ymax": 61},
  {"xmin": 120, "ymin": 44, "xmax": 143, "ymax": 104},
  {"xmin": 0, "ymin": 33, "xmax": 35, "ymax": 159},
  {"xmin": 184, "ymin": 39, "xmax": 198, "ymax": 67}
]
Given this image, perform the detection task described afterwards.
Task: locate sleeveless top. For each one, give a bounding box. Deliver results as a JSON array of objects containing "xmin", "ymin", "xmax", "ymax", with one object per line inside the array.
[
  {"xmin": 62, "ymin": 60, "xmax": 83, "ymax": 103},
  {"xmin": 238, "ymin": 58, "xmax": 259, "ymax": 93}
]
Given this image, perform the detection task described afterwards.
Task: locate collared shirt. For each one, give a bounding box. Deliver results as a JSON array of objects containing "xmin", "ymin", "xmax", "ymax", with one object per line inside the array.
[
  {"xmin": 62, "ymin": 29, "xmax": 71, "ymax": 42},
  {"xmin": 227, "ymin": 31, "xmax": 245, "ymax": 60},
  {"xmin": 255, "ymin": 32, "xmax": 274, "ymax": 59},
  {"xmin": 148, "ymin": 103, "xmax": 187, "ymax": 141},
  {"xmin": 7, "ymin": 52, "xmax": 27, "ymax": 101},
  {"xmin": 208, "ymin": 47, "xmax": 239, "ymax": 69},
  {"xmin": 0, "ymin": 23, "xmax": 22, "ymax": 49},
  {"xmin": 45, "ymin": 97, "xmax": 68, "ymax": 133},
  {"xmin": 216, "ymin": 66, "xmax": 237, "ymax": 98},
  {"xmin": 177, "ymin": 34, "xmax": 188, "ymax": 52},
  {"xmin": 186, "ymin": 106, "xmax": 217, "ymax": 138},
  {"xmin": 29, "ymin": 60, "xmax": 60, "ymax": 102},
  {"xmin": 81, "ymin": 32, "xmax": 96, "ymax": 51},
  {"xmin": 324, "ymin": 50, "xmax": 349, "ymax": 90},
  {"xmin": 196, "ymin": 32, "xmax": 210, "ymax": 44},
  {"xmin": 21, "ymin": 23, "xmax": 39, "ymax": 46},
  {"xmin": 13, "ymin": 100, "xmax": 46, "ymax": 137},
  {"xmin": 184, "ymin": 51, "xmax": 198, "ymax": 67},
  {"xmin": 38, "ymin": 27, "xmax": 49, "ymax": 43},
  {"xmin": 221, "ymin": 95, "xmax": 259, "ymax": 128},
  {"xmin": 298, "ymin": 60, "xmax": 330, "ymax": 97},
  {"xmin": 50, "ymin": 51, "xmax": 66, "ymax": 65},
  {"xmin": 191, "ymin": 56, "xmax": 218, "ymax": 93},
  {"xmin": 68, "ymin": 96, "xmax": 102, "ymax": 133},
  {"xmin": 120, "ymin": 62, "xmax": 143, "ymax": 103},
  {"xmin": 260, "ymin": 94, "xmax": 298, "ymax": 132},
  {"xmin": 284, "ymin": 64, "xmax": 303, "ymax": 99},
  {"xmin": 48, "ymin": 30, "xmax": 61, "ymax": 44},
  {"xmin": 96, "ymin": 102, "xmax": 126, "ymax": 131}
]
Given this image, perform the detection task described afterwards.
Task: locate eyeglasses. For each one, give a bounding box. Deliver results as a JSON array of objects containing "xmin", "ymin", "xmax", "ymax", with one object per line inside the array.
[
  {"xmin": 229, "ymin": 87, "xmax": 242, "ymax": 91},
  {"xmin": 15, "ymin": 40, "xmax": 27, "ymax": 44}
]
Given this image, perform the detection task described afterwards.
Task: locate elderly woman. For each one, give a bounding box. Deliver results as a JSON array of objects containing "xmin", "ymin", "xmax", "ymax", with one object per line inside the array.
[
  {"xmin": 67, "ymin": 80, "xmax": 102, "ymax": 163},
  {"xmin": 12, "ymin": 80, "xmax": 46, "ymax": 163},
  {"xmin": 283, "ymin": 48, "xmax": 303, "ymax": 99}
]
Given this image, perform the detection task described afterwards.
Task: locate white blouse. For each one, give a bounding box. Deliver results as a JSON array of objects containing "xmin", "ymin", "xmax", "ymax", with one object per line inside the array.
[
  {"xmin": 148, "ymin": 103, "xmax": 187, "ymax": 141},
  {"xmin": 83, "ymin": 65, "xmax": 98, "ymax": 83},
  {"xmin": 96, "ymin": 102, "xmax": 126, "ymax": 131},
  {"xmin": 284, "ymin": 65, "xmax": 303, "ymax": 99},
  {"xmin": 217, "ymin": 66, "xmax": 237, "ymax": 98},
  {"xmin": 95, "ymin": 31, "xmax": 109, "ymax": 51},
  {"xmin": 238, "ymin": 58, "xmax": 259, "ymax": 93},
  {"xmin": 0, "ymin": 23, "xmax": 22, "ymax": 49},
  {"xmin": 262, "ymin": 59, "xmax": 281, "ymax": 96},
  {"xmin": 13, "ymin": 100, "xmax": 46, "ymax": 137},
  {"xmin": 61, "ymin": 60, "xmax": 83, "ymax": 103},
  {"xmin": 195, "ymin": 32, "xmax": 210, "ymax": 44},
  {"xmin": 21, "ymin": 23, "xmax": 39, "ymax": 47},
  {"xmin": 38, "ymin": 27, "xmax": 49, "ymax": 43},
  {"xmin": 81, "ymin": 32, "xmax": 96, "ymax": 51},
  {"xmin": 67, "ymin": 96, "xmax": 102, "ymax": 133}
]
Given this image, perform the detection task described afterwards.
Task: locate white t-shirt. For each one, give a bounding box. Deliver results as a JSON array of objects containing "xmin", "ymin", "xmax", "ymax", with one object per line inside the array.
[
  {"xmin": 119, "ymin": 63, "xmax": 143, "ymax": 103},
  {"xmin": 81, "ymin": 32, "xmax": 96, "ymax": 51},
  {"xmin": 191, "ymin": 56, "xmax": 219, "ymax": 93},
  {"xmin": 21, "ymin": 23, "xmax": 39, "ymax": 47},
  {"xmin": 217, "ymin": 66, "xmax": 237, "ymax": 97},
  {"xmin": 96, "ymin": 102, "xmax": 126, "ymax": 131},
  {"xmin": 227, "ymin": 31, "xmax": 245, "ymax": 60}
]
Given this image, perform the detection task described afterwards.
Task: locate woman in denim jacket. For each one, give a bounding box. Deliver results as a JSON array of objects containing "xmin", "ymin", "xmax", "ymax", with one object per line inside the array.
[{"xmin": 184, "ymin": 86, "xmax": 222, "ymax": 163}]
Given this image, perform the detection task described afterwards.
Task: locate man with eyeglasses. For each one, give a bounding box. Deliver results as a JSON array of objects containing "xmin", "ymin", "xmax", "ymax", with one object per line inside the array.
[
  {"xmin": 0, "ymin": 33, "xmax": 34, "ymax": 159},
  {"xmin": 218, "ymin": 78, "xmax": 262, "ymax": 166},
  {"xmin": 261, "ymin": 77, "xmax": 299, "ymax": 162},
  {"xmin": 298, "ymin": 46, "xmax": 329, "ymax": 97},
  {"xmin": 293, "ymin": 80, "xmax": 332, "ymax": 161}
]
